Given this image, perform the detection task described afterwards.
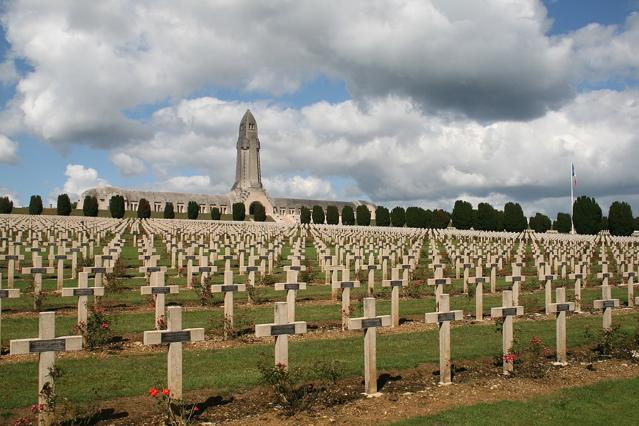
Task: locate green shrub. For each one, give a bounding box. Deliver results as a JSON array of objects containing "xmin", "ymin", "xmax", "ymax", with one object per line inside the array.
[
  {"xmin": 29, "ymin": 194, "xmax": 43, "ymax": 215},
  {"xmin": 187, "ymin": 201, "xmax": 199, "ymax": 220},
  {"xmin": 232, "ymin": 202, "xmax": 246, "ymax": 221}
]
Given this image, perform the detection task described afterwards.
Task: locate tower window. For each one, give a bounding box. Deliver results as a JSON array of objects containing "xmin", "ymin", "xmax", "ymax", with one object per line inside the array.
[{"xmin": 248, "ymin": 123, "xmax": 255, "ymax": 130}]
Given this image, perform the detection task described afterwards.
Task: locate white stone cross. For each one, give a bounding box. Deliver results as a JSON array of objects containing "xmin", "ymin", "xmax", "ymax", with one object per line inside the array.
[
  {"xmin": 143, "ymin": 306, "xmax": 204, "ymax": 400},
  {"xmin": 542, "ymin": 271, "xmax": 558, "ymax": 314},
  {"xmin": 622, "ymin": 270, "xmax": 636, "ymax": 308},
  {"xmin": 0, "ymin": 273, "xmax": 20, "ymax": 353},
  {"xmin": 332, "ymin": 267, "xmax": 361, "ymax": 330},
  {"xmin": 491, "ymin": 290, "xmax": 524, "ymax": 375},
  {"xmin": 211, "ymin": 270, "xmax": 246, "ymax": 338},
  {"xmin": 61, "ymin": 272, "xmax": 104, "ymax": 325},
  {"xmin": 21, "ymin": 255, "xmax": 54, "ymax": 294},
  {"xmin": 593, "ymin": 284, "xmax": 620, "ymax": 330},
  {"xmin": 274, "ymin": 271, "xmax": 307, "ymax": 322},
  {"xmin": 10, "ymin": 312, "xmax": 82, "ymax": 426},
  {"xmin": 568, "ymin": 272, "xmax": 584, "ymax": 313},
  {"xmin": 0, "ymin": 249, "xmax": 24, "ymax": 287},
  {"xmin": 141, "ymin": 271, "xmax": 180, "ymax": 329},
  {"xmin": 468, "ymin": 276, "xmax": 488, "ymax": 321},
  {"xmin": 546, "ymin": 287, "xmax": 574, "ymax": 365},
  {"xmin": 382, "ymin": 267, "xmax": 406, "ymax": 327},
  {"xmin": 348, "ymin": 297, "xmax": 391, "ymax": 395},
  {"xmin": 504, "ymin": 273, "xmax": 525, "ymax": 306},
  {"xmin": 425, "ymin": 293, "xmax": 463, "ymax": 385},
  {"xmin": 427, "ymin": 277, "xmax": 451, "ymax": 312},
  {"xmin": 255, "ymin": 302, "xmax": 307, "ymax": 369}
]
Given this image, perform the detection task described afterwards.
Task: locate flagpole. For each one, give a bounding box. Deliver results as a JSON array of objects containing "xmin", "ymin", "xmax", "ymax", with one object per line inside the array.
[{"xmin": 570, "ymin": 162, "xmax": 575, "ymax": 234}]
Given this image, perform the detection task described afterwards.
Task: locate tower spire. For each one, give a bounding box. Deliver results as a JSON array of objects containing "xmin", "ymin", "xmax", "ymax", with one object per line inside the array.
[{"xmin": 232, "ymin": 110, "xmax": 262, "ymax": 191}]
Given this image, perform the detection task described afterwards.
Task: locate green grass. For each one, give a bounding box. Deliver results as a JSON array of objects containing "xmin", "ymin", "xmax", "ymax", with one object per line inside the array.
[
  {"xmin": 1, "ymin": 310, "xmax": 638, "ymax": 412},
  {"xmin": 393, "ymin": 375, "xmax": 639, "ymax": 425}
]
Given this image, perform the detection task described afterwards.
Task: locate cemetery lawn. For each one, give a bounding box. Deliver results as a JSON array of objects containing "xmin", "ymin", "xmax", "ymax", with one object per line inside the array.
[
  {"xmin": 394, "ymin": 375, "xmax": 639, "ymax": 425},
  {"xmin": 2, "ymin": 311, "xmax": 639, "ymax": 413}
]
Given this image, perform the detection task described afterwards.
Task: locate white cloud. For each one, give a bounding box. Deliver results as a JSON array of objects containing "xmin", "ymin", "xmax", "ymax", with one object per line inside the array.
[
  {"xmin": 264, "ymin": 176, "xmax": 336, "ymax": 200},
  {"xmin": 0, "ymin": 134, "xmax": 18, "ymax": 164},
  {"xmin": 158, "ymin": 175, "xmax": 228, "ymax": 195},
  {"xmin": 0, "ymin": 187, "xmax": 20, "ymax": 205},
  {"xmin": 111, "ymin": 152, "xmax": 145, "ymax": 176},
  {"xmin": 59, "ymin": 164, "xmax": 108, "ymax": 202},
  {"xmin": 113, "ymin": 90, "xmax": 639, "ymax": 216}
]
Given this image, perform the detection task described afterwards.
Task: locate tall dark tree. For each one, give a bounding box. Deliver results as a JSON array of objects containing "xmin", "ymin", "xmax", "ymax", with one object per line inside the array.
[
  {"xmin": 608, "ymin": 201, "xmax": 634, "ymax": 236},
  {"xmin": 572, "ymin": 196, "xmax": 602, "ymax": 235},
  {"xmin": 600, "ymin": 216, "xmax": 609, "ymax": 231},
  {"xmin": 405, "ymin": 207, "xmax": 424, "ymax": 228},
  {"xmin": 299, "ymin": 206, "xmax": 311, "ymax": 224},
  {"xmin": 635, "ymin": 216, "xmax": 639, "ymax": 231},
  {"xmin": 187, "ymin": 201, "xmax": 199, "ymax": 220},
  {"xmin": 82, "ymin": 196, "xmax": 98, "ymax": 217},
  {"xmin": 375, "ymin": 206, "xmax": 390, "ymax": 227},
  {"xmin": 137, "ymin": 198, "xmax": 151, "ymax": 219},
  {"xmin": 495, "ymin": 210, "xmax": 505, "ymax": 231},
  {"xmin": 164, "ymin": 202, "xmax": 175, "ymax": 219},
  {"xmin": 326, "ymin": 205, "xmax": 339, "ymax": 225},
  {"xmin": 503, "ymin": 202, "xmax": 527, "ymax": 232},
  {"xmin": 356, "ymin": 205, "xmax": 371, "ymax": 226},
  {"xmin": 341, "ymin": 205, "xmax": 355, "ymax": 225},
  {"xmin": 29, "ymin": 195, "xmax": 43, "ymax": 215},
  {"xmin": 421, "ymin": 209, "xmax": 434, "ymax": 228},
  {"xmin": 432, "ymin": 209, "xmax": 450, "ymax": 229},
  {"xmin": 475, "ymin": 202, "xmax": 498, "ymax": 231},
  {"xmin": 0, "ymin": 196, "xmax": 13, "ymax": 214},
  {"xmin": 553, "ymin": 212, "xmax": 572, "ymax": 233},
  {"xmin": 253, "ymin": 203, "xmax": 266, "ymax": 221},
  {"xmin": 451, "ymin": 200, "xmax": 473, "ymax": 229},
  {"xmin": 57, "ymin": 194, "xmax": 72, "ymax": 216},
  {"xmin": 232, "ymin": 202, "xmax": 246, "ymax": 221},
  {"xmin": 390, "ymin": 206, "xmax": 406, "ymax": 227},
  {"xmin": 529, "ymin": 212, "xmax": 551, "ymax": 233},
  {"xmin": 108, "ymin": 195, "xmax": 125, "ymax": 219},
  {"xmin": 312, "ymin": 205, "xmax": 325, "ymax": 224},
  {"xmin": 210, "ymin": 206, "xmax": 221, "ymax": 220}
]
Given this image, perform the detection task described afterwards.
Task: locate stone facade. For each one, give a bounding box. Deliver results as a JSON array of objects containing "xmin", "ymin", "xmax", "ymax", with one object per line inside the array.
[{"xmin": 79, "ymin": 111, "xmax": 375, "ymax": 223}]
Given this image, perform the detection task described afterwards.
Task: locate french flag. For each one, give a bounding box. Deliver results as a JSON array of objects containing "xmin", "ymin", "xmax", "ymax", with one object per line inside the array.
[{"xmin": 571, "ymin": 163, "xmax": 577, "ymax": 189}]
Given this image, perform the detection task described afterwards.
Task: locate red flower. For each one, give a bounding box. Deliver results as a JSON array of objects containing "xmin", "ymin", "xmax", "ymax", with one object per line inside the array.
[
  {"xmin": 503, "ymin": 353, "xmax": 516, "ymax": 363},
  {"xmin": 193, "ymin": 405, "xmax": 200, "ymax": 412},
  {"xmin": 100, "ymin": 322, "xmax": 109, "ymax": 329},
  {"xmin": 149, "ymin": 387, "xmax": 159, "ymax": 397},
  {"xmin": 162, "ymin": 389, "xmax": 170, "ymax": 396}
]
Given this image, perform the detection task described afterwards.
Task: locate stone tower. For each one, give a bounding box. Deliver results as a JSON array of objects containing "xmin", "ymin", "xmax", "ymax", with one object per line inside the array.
[{"xmin": 232, "ymin": 109, "xmax": 263, "ymax": 191}]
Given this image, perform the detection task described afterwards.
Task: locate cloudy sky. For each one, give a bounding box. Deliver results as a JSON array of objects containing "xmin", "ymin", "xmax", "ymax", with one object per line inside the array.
[{"xmin": 1, "ymin": 0, "xmax": 638, "ymax": 218}]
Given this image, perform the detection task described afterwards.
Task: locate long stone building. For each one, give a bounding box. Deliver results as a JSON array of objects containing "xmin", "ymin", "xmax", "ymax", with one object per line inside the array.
[{"xmin": 79, "ymin": 110, "xmax": 375, "ymax": 223}]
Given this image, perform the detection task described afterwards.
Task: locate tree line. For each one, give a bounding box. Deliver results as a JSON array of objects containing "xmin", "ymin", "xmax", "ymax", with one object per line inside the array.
[{"xmin": 9, "ymin": 193, "xmax": 639, "ymax": 236}]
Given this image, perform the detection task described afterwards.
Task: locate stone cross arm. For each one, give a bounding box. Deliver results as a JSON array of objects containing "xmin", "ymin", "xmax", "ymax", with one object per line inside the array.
[
  {"xmin": 274, "ymin": 282, "xmax": 307, "ymax": 291},
  {"xmin": 568, "ymin": 273, "xmax": 584, "ymax": 280},
  {"xmin": 143, "ymin": 328, "xmax": 205, "ymax": 345},
  {"xmin": 82, "ymin": 266, "xmax": 114, "ymax": 274},
  {"xmin": 505, "ymin": 275, "xmax": 526, "ymax": 283},
  {"xmin": 546, "ymin": 301, "xmax": 575, "ymax": 313},
  {"xmin": 10, "ymin": 335, "xmax": 82, "ymax": 355},
  {"xmin": 211, "ymin": 284, "xmax": 247, "ymax": 293},
  {"xmin": 348, "ymin": 315, "xmax": 391, "ymax": 330},
  {"xmin": 0, "ymin": 288, "xmax": 20, "ymax": 298},
  {"xmin": 596, "ymin": 272, "xmax": 612, "ymax": 279},
  {"xmin": 425, "ymin": 310, "xmax": 463, "ymax": 324},
  {"xmin": 332, "ymin": 280, "xmax": 361, "ymax": 289},
  {"xmin": 141, "ymin": 285, "xmax": 180, "ymax": 295},
  {"xmin": 284, "ymin": 265, "xmax": 306, "ymax": 272},
  {"xmin": 490, "ymin": 305, "xmax": 524, "ymax": 318},
  {"xmin": 139, "ymin": 266, "xmax": 167, "ymax": 273},
  {"xmin": 21, "ymin": 266, "xmax": 54, "ymax": 274},
  {"xmin": 61, "ymin": 287, "xmax": 105, "ymax": 297},
  {"xmin": 623, "ymin": 271, "xmax": 637, "ymax": 278},
  {"xmin": 593, "ymin": 299, "xmax": 620, "ymax": 309},
  {"xmin": 255, "ymin": 321, "xmax": 307, "ymax": 337},
  {"xmin": 427, "ymin": 278, "xmax": 451, "ymax": 286},
  {"xmin": 0, "ymin": 254, "xmax": 24, "ymax": 260},
  {"xmin": 382, "ymin": 279, "xmax": 405, "ymax": 288},
  {"xmin": 468, "ymin": 277, "xmax": 488, "ymax": 284}
]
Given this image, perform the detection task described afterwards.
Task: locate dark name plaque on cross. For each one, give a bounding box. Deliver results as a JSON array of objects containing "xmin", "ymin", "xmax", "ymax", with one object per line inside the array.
[
  {"xmin": 367, "ymin": 265, "xmax": 377, "ymax": 270},
  {"xmin": 74, "ymin": 288, "xmax": 94, "ymax": 296},
  {"xmin": 544, "ymin": 275, "xmax": 555, "ymax": 281},
  {"xmin": 602, "ymin": 300, "xmax": 616, "ymax": 308},
  {"xmin": 0, "ymin": 289, "xmax": 9, "ymax": 298},
  {"xmin": 361, "ymin": 318, "xmax": 382, "ymax": 328},
  {"xmin": 284, "ymin": 283, "xmax": 300, "ymax": 290},
  {"xmin": 556, "ymin": 303, "xmax": 571, "ymax": 312},
  {"xmin": 4, "ymin": 255, "xmax": 19, "ymax": 260},
  {"xmin": 30, "ymin": 268, "xmax": 47, "ymax": 274},
  {"xmin": 30, "ymin": 339, "xmax": 65, "ymax": 353},
  {"xmin": 389, "ymin": 280, "xmax": 403, "ymax": 287},
  {"xmin": 221, "ymin": 285, "xmax": 238, "ymax": 292},
  {"xmin": 437, "ymin": 312, "xmax": 456, "ymax": 322},
  {"xmin": 474, "ymin": 277, "xmax": 486, "ymax": 284},
  {"xmin": 198, "ymin": 267, "xmax": 212, "ymax": 272},
  {"xmin": 573, "ymin": 274, "xmax": 583, "ymax": 279},
  {"xmin": 434, "ymin": 278, "xmax": 448, "ymax": 285},
  {"xmin": 55, "ymin": 255, "xmax": 67, "ymax": 260},
  {"xmin": 161, "ymin": 331, "xmax": 191, "ymax": 343},
  {"xmin": 271, "ymin": 324, "xmax": 296, "ymax": 336},
  {"xmin": 92, "ymin": 268, "xmax": 107, "ymax": 273},
  {"xmin": 503, "ymin": 307, "xmax": 518, "ymax": 316},
  {"xmin": 245, "ymin": 266, "xmax": 258, "ymax": 272},
  {"xmin": 510, "ymin": 276, "xmax": 523, "ymax": 282},
  {"xmin": 151, "ymin": 287, "xmax": 171, "ymax": 294},
  {"xmin": 340, "ymin": 281, "xmax": 355, "ymax": 289},
  {"xmin": 101, "ymin": 255, "xmax": 113, "ymax": 260},
  {"xmin": 288, "ymin": 266, "xmax": 301, "ymax": 271}
]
